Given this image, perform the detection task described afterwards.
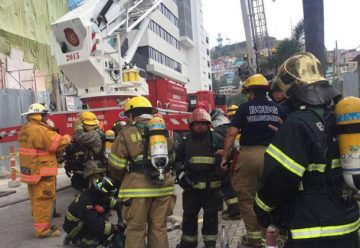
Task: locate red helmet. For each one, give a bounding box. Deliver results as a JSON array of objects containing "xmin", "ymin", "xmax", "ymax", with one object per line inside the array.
[{"xmin": 188, "ymin": 108, "xmax": 211, "ymax": 125}]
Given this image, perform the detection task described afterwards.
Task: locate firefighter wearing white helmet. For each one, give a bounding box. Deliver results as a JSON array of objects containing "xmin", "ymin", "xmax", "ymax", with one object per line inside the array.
[
  {"xmin": 175, "ymin": 108, "xmax": 224, "ymax": 248},
  {"xmin": 19, "ymin": 103, "xmax": 71, "ymax": 238},
  {"xmin": 210, "ymin": 108, "xmax": 241, "ymax": 220},
  {"xmin": 68, "ymin": 111, "xmax": 106, "ymax": 190},
  {"xmin": 220, "ymin": 73, "xmax": 286, "ymax": 247},
  {"xmin": 108, "ymin": 96, "xmax": 175, "ymax": 248},
  {"xmin": 255, "ymin": 52, "xmax": 359, "ymax": 248}
]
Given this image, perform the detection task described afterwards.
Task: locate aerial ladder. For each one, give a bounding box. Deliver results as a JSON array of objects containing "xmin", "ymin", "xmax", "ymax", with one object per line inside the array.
[
  {"xmin": 51, "ymin": 0, "xmax": 163, "ymax": 106},
  {"xmin": 240, "ymin": 0, "xmax": 271, "ymax": 73}
]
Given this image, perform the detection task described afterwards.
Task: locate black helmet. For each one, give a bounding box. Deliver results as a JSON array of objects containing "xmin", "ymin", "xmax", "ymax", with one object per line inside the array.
[{"xmin": 91, "ymin": 177, "xmax": 117, "ymax": 196}]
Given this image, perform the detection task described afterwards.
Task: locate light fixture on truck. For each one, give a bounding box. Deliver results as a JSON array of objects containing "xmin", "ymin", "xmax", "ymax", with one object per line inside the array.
[{"xmin": 64, "ymin": 28, "xmax": 80, "ymax": 47}]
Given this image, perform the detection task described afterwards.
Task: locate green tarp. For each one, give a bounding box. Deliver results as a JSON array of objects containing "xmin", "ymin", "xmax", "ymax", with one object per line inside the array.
[{"xmin": 0, "ymin": 0, "xmax": 68, "ymax": 74}]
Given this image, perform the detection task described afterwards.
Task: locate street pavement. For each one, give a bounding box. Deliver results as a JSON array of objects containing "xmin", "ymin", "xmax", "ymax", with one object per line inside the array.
[{"xmin": 0, "ymin": 169, "xmax": 246, "ymax": 248}]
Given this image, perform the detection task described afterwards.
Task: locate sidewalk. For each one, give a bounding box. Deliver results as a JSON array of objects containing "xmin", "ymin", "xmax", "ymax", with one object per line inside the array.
[
  {"xmin": 167, "ymin": 186, "xmax": 246, "ymax": 248},
  {"xmin": 0, "ymin": 168, "xmax": 247, "ymax": 247}
]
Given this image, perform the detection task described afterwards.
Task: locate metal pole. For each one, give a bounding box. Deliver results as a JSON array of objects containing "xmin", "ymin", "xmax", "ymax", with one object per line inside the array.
[
  {"xmin": 116, "ymin": 32, "xmax": 123, "ymax": 84},
  {"xmin": 303, "ymin": 0, "xmax": 325, "ymax": 67}
]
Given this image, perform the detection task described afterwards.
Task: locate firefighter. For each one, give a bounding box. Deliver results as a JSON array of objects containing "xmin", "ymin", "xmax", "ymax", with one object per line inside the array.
[
  {"xmin": 63, "ymin": 176, "xmax": 125, "ymax": 247},
  {"xmin": 112, "ymin": 120, "xmax": 127, "ymax": 136},
  {"xmin": 70, "ymin": 111, "xmax": 106, "ymax": 190},
  {"xmin": 108, "ymin": 96, "xmax": 176, "ymax": 248},
  {"xmin": 18, "ymin": 103, "xmax": 71, "ymax": 238},
  {"xmin": 210, "ymin": 108, "xmax": 241, "ymax": 220},
  {"xmin": 270, "ymin": 82, "xmax": 289, "ymax": 114},
  {"xmin": 227, "ymin": 105, "xmax": 238, "ymax": 121},
  {"xmin": 220, "ymin": 74, "xmax": 286, "ymax": 247},
  {"xmin": 104, "ymin": 129, "xmax": 115, "ymax": 159},
  {"xmin": 254, "ymin": 52, "xmax": 360, "ymax": 248},
  {"xmin": 176, "ymin": 108, "xmax": 224, "ymax": 248},
  {"xmin": 227, "ymin": 105, "xmax": 241, "ymax": 150}
]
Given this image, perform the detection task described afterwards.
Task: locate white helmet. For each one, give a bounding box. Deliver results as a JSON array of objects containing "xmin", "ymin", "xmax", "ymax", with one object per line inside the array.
[{"xmin": 21, "ymin": 103, "xmax": 48, "ymax": 116}]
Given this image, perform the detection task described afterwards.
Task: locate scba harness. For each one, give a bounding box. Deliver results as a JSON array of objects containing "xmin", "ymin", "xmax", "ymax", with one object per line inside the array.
[
  {"xmin": 127, "ymin": 121, "xmax": 170, "ymax": 184},
  {"xmin": 63, "ymin": 130, "xmax": 106, "ymax": 190}
]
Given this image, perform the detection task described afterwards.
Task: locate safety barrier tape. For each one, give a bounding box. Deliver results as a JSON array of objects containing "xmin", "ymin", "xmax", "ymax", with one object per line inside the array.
[{"xmin": 0, "ymin": 152, "xmax": 19, "ymax": 161}]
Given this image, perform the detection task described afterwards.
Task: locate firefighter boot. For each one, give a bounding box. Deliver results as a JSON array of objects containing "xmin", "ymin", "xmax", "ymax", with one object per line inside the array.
[{"xmin": 222, "ymin": 205, "xmax": 241, "ymax": 220}]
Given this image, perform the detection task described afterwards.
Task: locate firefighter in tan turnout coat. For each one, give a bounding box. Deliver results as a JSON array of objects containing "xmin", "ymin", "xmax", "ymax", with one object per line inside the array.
[
  {"xmin": 19, "ymin": 103, "xmax": 71, "ymax": 238},
  {"xmin": 108, "ymin": 96, "xmax": 176, "ymax": 248}
]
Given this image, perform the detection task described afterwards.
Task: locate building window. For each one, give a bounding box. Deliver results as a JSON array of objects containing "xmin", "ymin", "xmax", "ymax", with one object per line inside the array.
[
  {"xmin": 207, "ymin": 61, "xmax": 210, "ymax": 67},
  {"xmin": 206, "ymin": 49, "xmax": 210, "ymax": 56},
  {"xmin": 148, "ymin": 47, "xmax": 182, "ymax": 73},
  {"xmin": 208, "ymin": 73, "xmax": 211, "ymax": 79},
  {"xmin": 177, "ymin": 0, "xmax": 193, "ymax": 40},
  {"xmin": 148, "ymin": 20, "xmax": 180, "ymax": 50},
  {"xmin": 206, "ymin": 36, "xmax": 209, "ymax": 44},
  {"xmin": 157, "ymin": 3, "xmax": 178, "ymax": 27}
]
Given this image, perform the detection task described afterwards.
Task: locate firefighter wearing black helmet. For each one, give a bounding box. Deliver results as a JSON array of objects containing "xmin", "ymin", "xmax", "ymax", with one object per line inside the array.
[
  {"xmin": 254, "ymin": 52, "xmax": 360, "ymax": 248},
  {"xmin": 176, "ymin": 108, "xmax": 224, "ymax": 248},
  {"xmin": 63, "ymin": 176, "xmax": 125, "ymax": 247}
]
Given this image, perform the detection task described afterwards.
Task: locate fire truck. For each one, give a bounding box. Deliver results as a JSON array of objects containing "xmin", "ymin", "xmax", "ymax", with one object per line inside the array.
[{"xmin": 0, "ymin": 0, "xmax": 225, "ymax": 144}]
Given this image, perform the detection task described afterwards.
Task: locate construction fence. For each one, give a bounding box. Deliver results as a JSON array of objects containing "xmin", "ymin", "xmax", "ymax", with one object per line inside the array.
[{"xmin": 0, "ymin": 89, "xmax": 50, "ymax": 176}]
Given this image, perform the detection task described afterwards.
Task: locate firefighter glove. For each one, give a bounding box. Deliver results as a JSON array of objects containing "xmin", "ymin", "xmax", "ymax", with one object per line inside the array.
[
  {"xmin": 112, "ymin": 223, "xmax": 127, "ymax": 234},
  {"xmin": 176, "ymin": 171, "xmax": 192, "ymax": 190}
]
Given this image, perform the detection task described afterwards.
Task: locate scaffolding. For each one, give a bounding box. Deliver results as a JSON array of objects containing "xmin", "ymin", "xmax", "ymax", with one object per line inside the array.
[{"xmin": 0, "ymin": 63, "xmax": 4, "ymax": 89}]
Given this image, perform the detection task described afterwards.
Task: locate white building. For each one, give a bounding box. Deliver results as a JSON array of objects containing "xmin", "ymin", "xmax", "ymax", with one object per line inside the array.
[{"xmin": 129, "ymin": 0, "xmax": 212, "ymax": 93}]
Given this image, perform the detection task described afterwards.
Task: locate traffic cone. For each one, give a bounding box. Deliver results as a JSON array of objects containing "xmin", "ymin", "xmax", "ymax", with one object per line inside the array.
[
  {"xmin": 8, "ymin": 145, "xmax": 20, "ymax": 188},
  {"xmin": 265, "ymin": 226, "xmax": 278, "ymax": 248}
]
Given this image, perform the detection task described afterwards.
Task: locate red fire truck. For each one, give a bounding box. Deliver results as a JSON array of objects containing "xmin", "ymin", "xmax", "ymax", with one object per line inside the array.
[{"xmin": 0, "ymin": 0, "xmax": 226, "ymax": 143}]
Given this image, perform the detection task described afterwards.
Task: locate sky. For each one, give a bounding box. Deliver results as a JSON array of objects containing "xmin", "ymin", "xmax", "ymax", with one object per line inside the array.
[{"xmin": 202, "ymin": 0, "xmax": 360, "ymax": 50}]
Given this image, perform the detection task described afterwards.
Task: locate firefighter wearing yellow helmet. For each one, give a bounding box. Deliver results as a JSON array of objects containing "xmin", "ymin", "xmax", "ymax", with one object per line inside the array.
[
  {"xmin": 255, "ymin": 52, "xmax": 359, "ymax": 248},
  {"xmin": 104, "ymin": 129, "xmax": 115, "ymax": 159},
  {"xmin": 19, "ymin": 103, "xmax": 71, "ymax": 238},
  {"xmin": 227, "ymin": 105, "xmax": 238, "ymax": 120},
  {"xmin": 70, "ymin": 111, "xmax": 106, "ymax": 190},
  {"xmin": 220, "ymin": 73, "xmax": 286, "ymax": 247},
  {"xmin": 108, "ymin": 96, "xmax": 175, "ymax": 248}
]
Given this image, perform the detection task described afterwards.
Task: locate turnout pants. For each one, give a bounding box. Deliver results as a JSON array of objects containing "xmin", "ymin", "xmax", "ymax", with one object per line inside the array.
[
  {"xmin": 231, "ymin": 146, "xmax": 266, "ymax": 245},
  {"xmin": 27, "ymin": 176, "xmax": 56, "ymax": 237},
  {"xmin": 180, "ymin": 188, "xmax": 223, "ymax": 248},
  {"xmin": 221, "ymin": 174, "xmax": 240, "ymax": 216},
  {"xmin": 122, "ymin": 195, "xmax": 175, "ymax": 248},
  {"xmin": 285, "ymin": 232, "xmax": 359, "ymax": 248}
]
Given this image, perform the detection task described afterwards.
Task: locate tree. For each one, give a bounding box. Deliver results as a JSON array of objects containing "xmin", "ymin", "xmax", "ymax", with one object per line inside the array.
[
  {"xmin": 260, "ymin": 19, "xmax": 304, "ymax": 74},
  {"xmin": 226, "ymin": 93, "xmax": 247, "ymax": 106}
]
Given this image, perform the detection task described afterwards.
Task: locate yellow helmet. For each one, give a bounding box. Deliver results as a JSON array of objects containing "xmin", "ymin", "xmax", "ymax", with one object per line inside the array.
[
  {"xmin": 81, "ymin": 111, "xmax": 99, "ymax": 126},
  {"xmin": 241, "ymin": 74, "xmax": 269, "ymax": 94},
  {"xmin": 124, "ymin": 96, "xmax": 158, "ymax": 114},
  {"xmin": 21, "ymin": 103, "xmax": 48, "ymax": 116},
  {"xmin": 105, "ymin": 130, "xmax": 115, "ymax": 140},
  {"xmin": 273, "ymin": 52, "xmax": 340, "ymax": 105},
  {"xmin": 148, "ymin": 117, "xmax": 166, "ymax": 131},
  {"xmin": 227, "ymin": 105, "xmax": 238, "ymax": 116}
]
